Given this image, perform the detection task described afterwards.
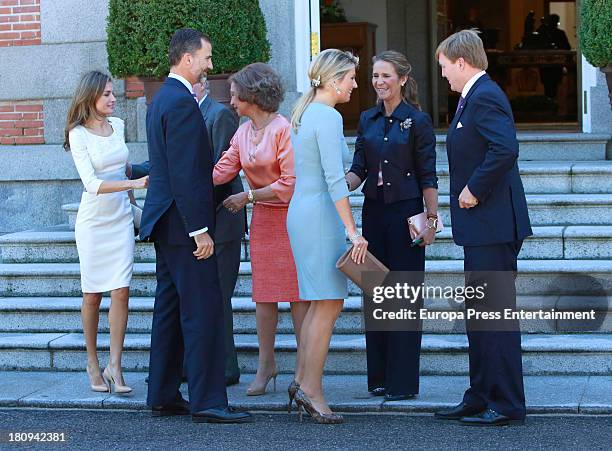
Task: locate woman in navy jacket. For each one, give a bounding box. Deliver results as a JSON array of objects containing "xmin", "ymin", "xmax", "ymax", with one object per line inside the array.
[{"xmin": 345, "ymin": 51, "xmax": 439, "ymax": 401}]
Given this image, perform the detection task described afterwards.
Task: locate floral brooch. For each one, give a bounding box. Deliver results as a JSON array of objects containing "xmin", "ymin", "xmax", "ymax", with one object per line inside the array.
[{"xmin": 399, "ymin": 118, "xmax": 413, "ymax": 132}]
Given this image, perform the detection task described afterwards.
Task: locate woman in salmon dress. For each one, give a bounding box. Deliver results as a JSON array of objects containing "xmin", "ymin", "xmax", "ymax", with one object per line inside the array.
[{"xmin": 213, "ymin": 63, "xmax": 309, "ymax": 396}]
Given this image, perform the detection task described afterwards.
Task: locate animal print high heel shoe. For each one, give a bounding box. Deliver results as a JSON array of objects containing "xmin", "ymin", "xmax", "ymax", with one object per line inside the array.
[{"xmin": 294, "ymin": 388, "xmax": 344, "ymax": 424}]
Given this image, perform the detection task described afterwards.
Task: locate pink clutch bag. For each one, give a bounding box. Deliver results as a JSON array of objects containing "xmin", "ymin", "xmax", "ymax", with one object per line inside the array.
[{"xmin": 407, "ymin": 212, "xmax": 443, "ymax": 240}]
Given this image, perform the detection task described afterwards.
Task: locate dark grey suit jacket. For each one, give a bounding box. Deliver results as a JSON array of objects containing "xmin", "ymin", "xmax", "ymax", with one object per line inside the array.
[
  {"xmin": 132, "ymin": 96, "xmax": 245, "ymax": 243},
  {"xmin": 200, "ymin": 95, "xmax": 245, "ymax": 243}
]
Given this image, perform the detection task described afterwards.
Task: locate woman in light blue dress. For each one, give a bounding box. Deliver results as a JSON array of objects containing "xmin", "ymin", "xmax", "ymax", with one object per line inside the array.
[{"xmin": 286, "ymin": 49, "xmax": 368, "ymax": 424}]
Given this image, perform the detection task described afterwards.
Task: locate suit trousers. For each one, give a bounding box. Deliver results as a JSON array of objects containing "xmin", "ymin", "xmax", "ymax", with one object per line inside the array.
[
  {"xmin": 462, "ymin": 241, "xmax": 526, "ymax": 420},
  {"xmin": 215, "ymin": 239, "xmax": 241, "ymax": 380},
  {"xmin": 362, "ymin": 187, "xmax": 425, "ymax": 395},
  {"xmin": 147, "ymin": 242, "xmax": 227, "ymax": 412}
]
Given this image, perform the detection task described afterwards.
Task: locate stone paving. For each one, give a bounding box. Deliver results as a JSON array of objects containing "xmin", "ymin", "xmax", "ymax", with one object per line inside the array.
[{"xmin": 1, "ymin": 372, "xmax": 610, "ymax": 415}]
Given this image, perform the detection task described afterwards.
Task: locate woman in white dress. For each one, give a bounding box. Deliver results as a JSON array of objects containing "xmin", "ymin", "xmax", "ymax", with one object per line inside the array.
[{"xmin": 63, "ymin": 71, "xmax": 148, "ymax": 394}]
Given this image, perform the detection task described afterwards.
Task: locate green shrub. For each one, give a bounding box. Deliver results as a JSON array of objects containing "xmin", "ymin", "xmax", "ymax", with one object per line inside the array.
[
  {"xmin": 579, "ymin": 0, "xmax": 612, "ymax": 67},
  {"xmin": 107, "ymin": 0, "xmax": 270, "ymax": 78}
]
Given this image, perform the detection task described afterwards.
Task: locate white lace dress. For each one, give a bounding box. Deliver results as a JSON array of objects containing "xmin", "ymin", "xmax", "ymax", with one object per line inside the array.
[{"xmin": 69, "ymin": 117, "xmax": 134, "ymax": 293}]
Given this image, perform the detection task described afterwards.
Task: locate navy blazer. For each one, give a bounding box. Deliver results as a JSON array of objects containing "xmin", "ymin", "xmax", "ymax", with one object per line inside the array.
[
  {"xmin": 350, "ymin": 101, "xmax": 437, "ymax": 203},
  {"xmin": 447, "ymin": 73, "xmax": 532, "ymax": 246},
  {"xmin": 139, "ymin": 77, "xmax": 215, "ymax": 245}
]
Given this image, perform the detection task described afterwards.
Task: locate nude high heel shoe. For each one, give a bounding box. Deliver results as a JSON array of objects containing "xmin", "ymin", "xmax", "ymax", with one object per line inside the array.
[
  {"xmin": 246, "ymin": 368, "xmax": 279, "ymax": 396},
  {"xmin": 87, "ymin": 364, "xmax": 109, "ymax": 393},
  {"xmin": 103, "ymin": 366, "xmax": 133, "ymax": 394}
]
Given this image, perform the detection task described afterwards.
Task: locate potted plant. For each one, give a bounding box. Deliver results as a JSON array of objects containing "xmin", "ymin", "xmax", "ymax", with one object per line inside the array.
[
  {"xmin": 579, "ymin": 0, "xmax": 612, "ymax": 109},
  {"xmin": 321, "ymin": 0, "xmax": 347, "ymax": 24},
  {"xmin": 107, "ymin": 0, "xmax": 270, "ymax": 104}
]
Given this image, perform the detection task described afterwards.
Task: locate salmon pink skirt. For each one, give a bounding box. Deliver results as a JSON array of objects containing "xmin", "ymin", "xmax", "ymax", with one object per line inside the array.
[{"xmin": 249, "ymin": 203, "xmax": 302, "ymax": 303}]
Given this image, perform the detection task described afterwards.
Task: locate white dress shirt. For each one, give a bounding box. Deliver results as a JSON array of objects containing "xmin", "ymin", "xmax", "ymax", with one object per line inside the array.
[
  {"xmin": 167, "ymin": 72, "xmax": 208, "ymax": 238},
  {"xmin": 198, "ymin": 93, "xmax": 207, "ymax": 108},
  {"xmin": 461, "ymin": 70, "xmax": 486, "ymax": 99}
]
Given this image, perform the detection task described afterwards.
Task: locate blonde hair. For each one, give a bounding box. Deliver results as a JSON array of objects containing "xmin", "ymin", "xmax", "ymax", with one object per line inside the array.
[
  {"xmin": 373, "ymin": 50, "xmax": 421, "ymax": 110},
  {"xmin": 435, "ymin": 29, "xmax": 488, "ymax": 71},
  {"xmin": 63, "ymin": 71, "xmax": 111, "ymax": 151},
  {"xmin": 291, "ymin": 48, "xmax": 359, "ymax": 131}
]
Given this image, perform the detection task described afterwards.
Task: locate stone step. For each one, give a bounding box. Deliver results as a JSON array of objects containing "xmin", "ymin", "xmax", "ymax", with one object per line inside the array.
[
  {"xmin": 3, "ymin": 225, "xmax": 611, "ymax": 264},
  {"xmin": 61, "ymin": 193, "xmax": 612, "ymax": 230},
  {"xmin": 1, "ymin": 260, "xmax": 611, "ymax": 297},
  {"xmin": 0, "ymin": 331, "xmax": 610, "ymax": 375},
  {"xmin": 422, "ymin": 133, "xmax": 611, "ymax": 162},
  {"xmin": 0, "ymin": 371, "xmax": 612, "ymax": 414},
  {"xmin": 344, "ymin": 133, "xmax": 612, "ymax": 162},
  {"xmin": 130, "ymin": 161, "xmax": 612, "ymax": 199},
  {"xmin": 3, "ymin": 371, "xmax": 609, "ymax": 414},
  {"xmin": 0, "ymin": 295, "xmax": 609, "ymax": 335}
]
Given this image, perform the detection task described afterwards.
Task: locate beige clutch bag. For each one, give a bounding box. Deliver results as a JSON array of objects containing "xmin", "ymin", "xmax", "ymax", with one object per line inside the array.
[
  {"xmin": 336, "ymin": 245, "xmax": 390, "ymax": 297},
  {"xmin": 407, "ymin": 212, "xmax": 443, "ymax": 241}
]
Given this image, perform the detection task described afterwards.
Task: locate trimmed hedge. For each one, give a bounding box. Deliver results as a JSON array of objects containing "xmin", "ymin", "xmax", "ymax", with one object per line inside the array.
[
  {"xmin": 107, "ymin": 0, "xmax": 270, "ymax": 78},
  {"xmin": 579, "ymin": 0, "xmax": 612, "ymax": 67}
]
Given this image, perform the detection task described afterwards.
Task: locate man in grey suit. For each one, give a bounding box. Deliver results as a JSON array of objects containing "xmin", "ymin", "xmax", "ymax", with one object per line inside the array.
[{"xmin": 129, "ymin": 78, "xmax": 243, "ymax": 386}]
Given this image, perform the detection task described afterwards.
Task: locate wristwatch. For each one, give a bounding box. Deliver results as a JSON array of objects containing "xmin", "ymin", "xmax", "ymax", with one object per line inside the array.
[
  {"xmin": 425, "ymin": 217, "xmax": 438, "ymax": 230},
  {"xmin": 247, "ymin": 189, "xmax": 256, "ymax": 204}
]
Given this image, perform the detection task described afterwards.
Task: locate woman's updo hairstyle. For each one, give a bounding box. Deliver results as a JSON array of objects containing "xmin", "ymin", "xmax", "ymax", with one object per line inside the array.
[{"xmin": 290, "ymin": 48, "xmax": 359, "ymax": 131}]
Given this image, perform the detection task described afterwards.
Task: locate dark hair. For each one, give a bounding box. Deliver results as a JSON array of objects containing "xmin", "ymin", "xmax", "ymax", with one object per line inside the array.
[
  {"xmin": 229, "ymin": 62, "xmax": 285, "ymax": 113},
  {"xmin": 63, "ymin": 70, "xmax": 112, "ymax": 151},
  {"xmin": 372, "ymin": 50, "xmax": 421, "ymax": 110},
  {"xmin": 168, "ymin": 28, "xmax": 210, "ymax": 67}
]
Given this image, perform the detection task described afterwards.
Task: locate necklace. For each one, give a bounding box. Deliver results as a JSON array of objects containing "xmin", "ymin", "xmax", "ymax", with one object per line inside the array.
[{"xmin": 248, "ymin": 113, "xmax": 277, "ymax": 162}]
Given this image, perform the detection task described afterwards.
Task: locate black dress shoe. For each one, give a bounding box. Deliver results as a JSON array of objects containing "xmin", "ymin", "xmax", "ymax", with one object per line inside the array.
[
  {"xmin": 460, "ymin": 409, "xmax": 525, "ymax": 426},
  {"xmin": 434, "ymin": 402, "xmax": 485, "ymax": 420},
  {"xmin": 225, "ymin": 376, "xmax": 240, "ymax": 387},
  {"xmin": 192, "ymin": 406, "xmax": 252, "ymax": 424},
  {"xmin": 151, "ymin": 398, "xmax": 190, "ymax": 417},
  {"xmin": 369, "ymin": 387, "xmax": 386, "ymax": 396},
  {"xmin": 384, "ymin": 393, "xmax": 416, "ymax": 402}
]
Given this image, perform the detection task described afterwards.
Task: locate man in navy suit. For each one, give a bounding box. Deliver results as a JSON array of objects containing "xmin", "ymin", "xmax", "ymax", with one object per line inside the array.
[
  {"xmin": 129, "ymin": 79, "xmax": 243, "ymax": 387},
  {"xmin": 433, "ymin": 30, "xmax": 532, "ymax": 426},
  {"xmin": 140, "ymin": 28, "xmax": 249, "ymax": 423}
]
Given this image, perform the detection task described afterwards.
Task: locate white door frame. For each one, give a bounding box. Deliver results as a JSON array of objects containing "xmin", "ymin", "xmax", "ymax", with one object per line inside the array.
[{"xmin": 294, "ymin": 0, "xmax": 321, "ymax": 93}]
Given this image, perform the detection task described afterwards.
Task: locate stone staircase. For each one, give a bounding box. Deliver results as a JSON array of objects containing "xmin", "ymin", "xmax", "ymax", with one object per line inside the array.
[{"xmin": 0, "ymin": 133, "xmax": 611, "ymax": 377}]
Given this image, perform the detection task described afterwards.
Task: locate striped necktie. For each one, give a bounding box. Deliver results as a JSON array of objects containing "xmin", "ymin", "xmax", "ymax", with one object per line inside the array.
[{"xmin": 455, "ymin": 96, "xmax": 466, "ymax": 115}]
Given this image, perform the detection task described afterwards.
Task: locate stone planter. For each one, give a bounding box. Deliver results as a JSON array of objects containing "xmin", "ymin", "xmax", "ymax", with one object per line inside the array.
[
  {"xmin": 139, "ymin": 77, "xmax": 165, "ymax": 105},
  {"xmin": 207, "ymin": 73, "xmax": 233, "ymax": 111},
  {"xmin": 600, "ymin": 65, "xmax": 612, "ymax": 111}
]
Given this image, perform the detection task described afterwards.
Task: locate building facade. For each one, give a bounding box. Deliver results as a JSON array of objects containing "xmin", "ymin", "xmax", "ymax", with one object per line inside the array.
[{"xmin": 0, "ymin": 0, "xmax": 610, "ymax": 233}]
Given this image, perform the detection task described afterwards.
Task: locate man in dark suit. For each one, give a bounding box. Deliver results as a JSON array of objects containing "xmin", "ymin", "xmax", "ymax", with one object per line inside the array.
[
  {"xmin": 434, "ymin": 30, "xmax": 532, "ymax": 426},
  {"xmin": 140, "ymin": 28, "xmax": 249, "ymax": 423},
  {"xmin": 129, "ymin": 80, "xmax": 244, "ymax": 387},
  {"xmin": 193, "ymin": 78, "xmax": 243, "ymax": 386}
]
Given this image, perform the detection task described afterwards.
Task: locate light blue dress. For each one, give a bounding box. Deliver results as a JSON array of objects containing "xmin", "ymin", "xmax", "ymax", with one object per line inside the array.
[{"xmin": 287, "ymin": 103, "xmax": 350, "ymax": 300}]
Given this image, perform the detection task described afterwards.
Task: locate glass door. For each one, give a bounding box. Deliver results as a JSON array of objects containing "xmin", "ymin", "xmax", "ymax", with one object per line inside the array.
[{"xmin": 434, "ymin": 0, "xmax": 579, "ymax": 129}]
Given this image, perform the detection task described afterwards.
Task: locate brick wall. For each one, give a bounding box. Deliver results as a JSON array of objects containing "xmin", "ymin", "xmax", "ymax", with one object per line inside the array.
[
  {"xmin": 0, "ymin": 0, "xmax": 41, "ymax": 47},
  {"xmin": 0, "ymin": 100, "xmax": 44, "ymax": 144},
  {"xmin": 125, "ymin": 77, "xmax": 145, "ymax": 99}
]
